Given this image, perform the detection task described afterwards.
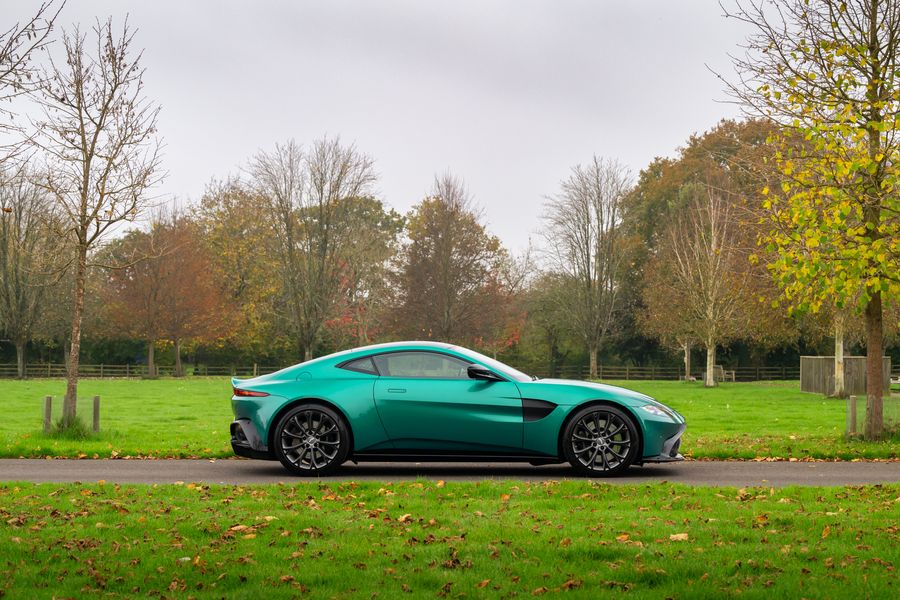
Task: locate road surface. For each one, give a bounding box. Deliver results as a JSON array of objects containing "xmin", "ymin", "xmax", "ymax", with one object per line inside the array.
[{"xmin": 0, "ymin": 459, "xmax": 897, "ymax": 487}]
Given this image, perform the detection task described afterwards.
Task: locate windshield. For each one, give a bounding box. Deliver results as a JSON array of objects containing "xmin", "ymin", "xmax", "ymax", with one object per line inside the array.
[{"xmin": 449, "ymin": 346, "xmax": 534, "ymax": 383}]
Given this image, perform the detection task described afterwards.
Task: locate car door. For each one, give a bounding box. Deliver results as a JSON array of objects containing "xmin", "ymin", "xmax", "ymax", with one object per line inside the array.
[{"xmin": 371, "ymin": 351, "xmax": 523, "ymax": 452}]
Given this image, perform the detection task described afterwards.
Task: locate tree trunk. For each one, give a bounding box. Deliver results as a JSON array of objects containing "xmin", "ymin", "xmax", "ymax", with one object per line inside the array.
[
  {"xmin": 15, "ymin": 340, "xmax": 26, "ymax": 379},
  {"xmin": 864, "ymin": 291, "xmax": 884, "ymax": 440},
  {"xmin": 304, "ymin": 346, "xmax": 313, "ymax": 362},
  {"xmin": 589, "ymin": 344, "xmax": 598, "ymax": 379},
  {"xmin": 174, "ymin": 338, "xmax": 183, "ymax": 377},
  {"xmin": 62, "ymin": 338, "xmax": 70, "ymax": 370},
  {"xmin": 147, "ymin": 340, "xmax": 156, "ymax": 377},
  {"xmin": 682, "ymin": 341, "xmax": 691, "ymax": 381},
  {"xmin": 704, "ymin": 338, "xmax": 716, "ymax": 388},
  {"xmin": 63, "ymin": 247, "xmax": 88, "ymax": 427},
  {"xmin": 833, "ymin": 314, "xmax": 845, "ymax": 398}
]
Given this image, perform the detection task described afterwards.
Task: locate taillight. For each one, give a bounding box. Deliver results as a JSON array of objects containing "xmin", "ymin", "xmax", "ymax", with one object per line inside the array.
[{"xmin": 233, "ymin": 387, "xmax": 269, "ymax": 397}]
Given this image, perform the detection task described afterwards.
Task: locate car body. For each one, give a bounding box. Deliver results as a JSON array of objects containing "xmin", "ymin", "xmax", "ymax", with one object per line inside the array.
[{"xmin": 230, "ymin": 341, "xmax": 685, "ymax": 476}]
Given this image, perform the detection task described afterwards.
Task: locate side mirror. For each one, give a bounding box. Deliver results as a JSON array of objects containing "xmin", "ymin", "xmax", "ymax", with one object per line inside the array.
[{"xmin": 467, "ymin": 364, "xmax": 504, "ymax": 382}]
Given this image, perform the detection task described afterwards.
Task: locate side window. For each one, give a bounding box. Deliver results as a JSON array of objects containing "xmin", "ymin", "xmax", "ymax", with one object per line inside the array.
[
  {"xmin": 372, "ymin": 352, "xmax": 470, "ymax": 379},
  {"xmin": 340, "ymin": 357, "xmax": 378, "ymax": 375}
]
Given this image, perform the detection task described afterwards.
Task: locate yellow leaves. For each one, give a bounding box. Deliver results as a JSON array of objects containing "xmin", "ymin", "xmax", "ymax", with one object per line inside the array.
[
  {"xmin": 822, "ymin": 525, "xmax": 831, "ymax": 539},
  {"xmin": 397, "ymin": 514, "xmax": 413, "ymax": 523},
  {"xmin": 476, "ymin": 579, "xmax": 491, "ymax": 589}
]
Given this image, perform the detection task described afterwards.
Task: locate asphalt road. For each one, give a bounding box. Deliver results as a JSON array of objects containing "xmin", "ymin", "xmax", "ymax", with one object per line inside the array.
[{"xmin": 0, "ymin": 459, "xmax": 897, "ymax": 486}]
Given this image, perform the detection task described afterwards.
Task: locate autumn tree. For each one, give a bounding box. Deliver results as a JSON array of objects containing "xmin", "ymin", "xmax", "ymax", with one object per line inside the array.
[
  {"xmin": 30, "ymin": 18, "xmax": 162, "ymax": 425},
  {"xmin": 473, "ymin": 250, "xmax": 531, "ymax": 359},
  {"xmin": 519, "ymin": 272, "xmax": 574, "ymax": 376},
  {"xmin": 250, "ymin": 138, "xmax": 377, "ymax": 360},
  {"xmin": 102, "ymin": 214, "xmax": 226, "ymax": 376},
  {"xmin": 0, "ymin": 168, "xmax": 59, "ymax": 377},
  {"xmin": 197, "ymin": 178, "xmax": 281, "ymax": 361},
  {"xmin": 394, "ymin": 173, "xmax": 506, "ymax": 344},
  {"xmin": 626, "ymin": 120, "xmax": 795, "ymax": 378},
  {"xmin": 725, "ymin": 0, "xmax": 900, "ymax": 437},
  {"xmin": 322, "ymin": 196, "xmax": 403, "ymax": 349},
  {"xmin": 542, "ymin": 157, "xmax": 632, "ymax": 379}
]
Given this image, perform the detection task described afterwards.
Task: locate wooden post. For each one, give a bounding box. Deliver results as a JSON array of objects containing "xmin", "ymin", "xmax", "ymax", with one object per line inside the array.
[
  {"xmin": 126, "ymin": 363, "xmax": 130, "ymax": 378},
  {"xmin": 43, "ymin": 396, "xmax": 52, "ymax": 433},
  {"xmin": 92, "ymin": 395, "xmax": 100, "ymax": 433},
  {"xmin": 253, "ymin": 363, "xmax": 258, "ymax": 377},
  {"xmin": 100, "ymin": 364, "xmax": 104, "ymax": 378},
  {"xmin": 846, "ymin": 395, "xmax": 857, "ymax": 436}
]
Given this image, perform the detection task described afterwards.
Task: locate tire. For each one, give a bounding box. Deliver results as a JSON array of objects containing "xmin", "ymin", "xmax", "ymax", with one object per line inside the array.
[
  {"xmin": 562, "ymin": 405, "xmax": 639, "ymax": 477},
  {"xmin": 273, "ymin": 404, "xmax": 350, "ymax": 476}
]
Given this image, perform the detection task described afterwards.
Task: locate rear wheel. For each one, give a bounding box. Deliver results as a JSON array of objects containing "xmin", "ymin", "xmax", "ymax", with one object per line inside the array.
[
  {"xmin": 273, "ymin": 404, "xmax": 350, "ymax": 475},
  {"xmin": 562, "ymin": 405, "xmax": 639, "ymax": 477}
]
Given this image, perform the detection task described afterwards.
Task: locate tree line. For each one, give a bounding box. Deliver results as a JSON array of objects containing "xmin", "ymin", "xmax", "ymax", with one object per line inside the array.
[{"xmin": 2, "ymin": 2, "xmax": 899, "ymax": 438}]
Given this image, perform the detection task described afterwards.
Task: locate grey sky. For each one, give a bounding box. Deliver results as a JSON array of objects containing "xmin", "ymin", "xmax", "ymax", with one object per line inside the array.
[{"xmin": 11, "ymin": 0, "xmax": 749, "ymax": 252}]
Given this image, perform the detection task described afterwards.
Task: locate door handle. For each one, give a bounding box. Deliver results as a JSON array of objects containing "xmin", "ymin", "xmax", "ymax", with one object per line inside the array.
[{"xmin": 387, "ymin": 388, "xmax": 406, "ymax": 393}]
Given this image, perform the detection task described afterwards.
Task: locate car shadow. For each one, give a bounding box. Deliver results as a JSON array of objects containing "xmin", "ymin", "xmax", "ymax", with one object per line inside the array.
[{"xmin": 239, "ymin": 460, "xmax": 683, "ymax": 481}]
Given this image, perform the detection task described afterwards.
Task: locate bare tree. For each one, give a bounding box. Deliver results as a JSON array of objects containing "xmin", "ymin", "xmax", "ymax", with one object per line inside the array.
[
  {"xmin": 543, "ymin": 157, "xmax": 632, "ymax": 379},
  {"xmin": 250, "ymin": 137, "xmax": 376, "ymax": 360},
  {"xmin": 661, "ymin": 183, "xmax": 751, "ymax": 387},
  {"xmin": 30, "ymin": 18, "xmax": 162, "ymax": 426},
  {"xmin": 0, "ymin": 167, "xmax": 59, "ymax": 377},
  {"xmin": 0, "ymin": 1, "xmax": 64, "ymax": 162}
]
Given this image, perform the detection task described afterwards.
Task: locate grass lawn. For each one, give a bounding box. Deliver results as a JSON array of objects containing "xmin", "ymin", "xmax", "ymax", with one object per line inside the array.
[
  {"xmin": 1, "ymin": 481, "xmax": 897, "ymax": 599},
  {"xmin": 0, "ymin": 378, "xmax": 897, "ymax": 460}
]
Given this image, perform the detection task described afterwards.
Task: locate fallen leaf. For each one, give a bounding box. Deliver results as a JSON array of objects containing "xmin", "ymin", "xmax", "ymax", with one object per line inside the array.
[
  {"xmin": 821, "ymin": 525, "xmax": 831, "ymax": 539},
  {"xmin": 476, "ymin": 579, "xmax": 491, "ymax": 589},
  {"xmin": 669, "ymin": 533, "xmax": 689, "ymax": 542}
]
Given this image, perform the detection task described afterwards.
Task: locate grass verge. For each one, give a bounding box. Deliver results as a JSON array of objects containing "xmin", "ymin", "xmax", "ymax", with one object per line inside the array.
[
  {"xmin": 1, "ymin": 481, "xmax": 897, "ymax": 599},
  {"xmin": 0, "ymin": 378, "xmax": 897, "ymax": 459}
]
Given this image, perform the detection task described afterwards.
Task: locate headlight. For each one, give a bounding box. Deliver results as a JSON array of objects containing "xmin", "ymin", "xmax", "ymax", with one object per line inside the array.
[{"xmin": 640, "ymin": 404, "xmax": 674, "ymax": 419}]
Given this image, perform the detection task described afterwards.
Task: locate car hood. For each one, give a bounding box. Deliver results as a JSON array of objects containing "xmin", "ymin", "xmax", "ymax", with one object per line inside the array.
[{"xmin": 518, "ymin": 378, "xmax": 655, "ymax": 406}]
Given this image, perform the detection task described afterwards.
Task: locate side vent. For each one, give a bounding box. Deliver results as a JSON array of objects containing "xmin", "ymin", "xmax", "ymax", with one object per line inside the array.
[{"xmin": 522, "ymin": 398, "xmax": 557, "ymax": 422}]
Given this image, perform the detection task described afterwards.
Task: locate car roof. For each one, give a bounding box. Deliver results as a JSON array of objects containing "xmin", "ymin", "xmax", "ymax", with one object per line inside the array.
[{"xmin": 348, "ymin": 341, "xmax": 455, "ymax": 353}]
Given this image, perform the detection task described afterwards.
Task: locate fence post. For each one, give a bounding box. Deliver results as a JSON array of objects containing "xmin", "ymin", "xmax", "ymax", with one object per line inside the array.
[
  {"xmin": 253, "ymin": 363, "xmax": 258, "ymax": 377},
  {"xmin": 43, "ymin": 396, "xmax": 52, "ymax": 433},
  {"xmin": 100, "ymin": 364, "xmax": 104, "ymax": 379},
  {"xmin": 126, "ymin": 363, "xmax": 130, "ymax": 378},
  {"xmin": 92, "ymin": 395, "xmax": 100, "ymax": 432},
  {"xmin": 846, "ymin": 395, "xmax": 857, "ymax": 435},
  {"xmin": 625, "ymin": 366, "xmax": 630, "ymax": 380}
]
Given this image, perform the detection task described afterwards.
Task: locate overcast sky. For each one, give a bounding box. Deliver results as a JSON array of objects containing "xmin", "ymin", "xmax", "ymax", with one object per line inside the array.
[{"xmin": 12, "ymin": 0, "xmax": 750, "ymax": 252}]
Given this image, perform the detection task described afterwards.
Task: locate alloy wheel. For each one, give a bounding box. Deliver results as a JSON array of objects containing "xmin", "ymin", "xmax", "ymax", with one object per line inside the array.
[
  {"xmin": 279, "ymin": 408, "xmax": 342, "ymax": 471},
  {"xmin": 568, "ymin": 409, "xmax": 634, "ymax": 473}
]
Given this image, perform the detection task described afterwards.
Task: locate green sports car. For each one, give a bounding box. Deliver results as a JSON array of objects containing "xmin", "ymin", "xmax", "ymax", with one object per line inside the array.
[{"xmin": 230, "ymin": 341, "xmax": 685, "ymax": 476}]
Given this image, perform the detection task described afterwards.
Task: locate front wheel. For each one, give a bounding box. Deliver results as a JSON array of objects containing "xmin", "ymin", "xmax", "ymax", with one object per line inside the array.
[
  {"xmin": 273, "ymin": 404, "xmax": 350, "ymax": 475},
  {"xmin": 562, "ymin": 405, "xmax": 639, "ymax": 477}
]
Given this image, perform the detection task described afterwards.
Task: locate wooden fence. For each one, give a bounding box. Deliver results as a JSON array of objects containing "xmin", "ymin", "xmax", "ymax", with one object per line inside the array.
[
  {"xmin": 0, "ymin": 362, "xmax": 805, "ymax": 381},
  {"xmin": 0, "ymin": 363, "xmax": 282, "ymax": 379},
  {"xmin": 800, "ymin": 356, "xmax": 892, "ymax": 395}
]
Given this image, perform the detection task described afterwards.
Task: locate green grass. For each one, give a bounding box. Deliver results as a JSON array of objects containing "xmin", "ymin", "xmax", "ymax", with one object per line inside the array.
[
  {"xmin": 0, "ymin": 378, "xmax": 897, "ymax": 459},
  {"xmin": 0, "ymin": 481, "xmax": 897, "ymax": 599},
  {"xmin": 0, "ymin": 378, "xmax": 233, "ymax": 459}
]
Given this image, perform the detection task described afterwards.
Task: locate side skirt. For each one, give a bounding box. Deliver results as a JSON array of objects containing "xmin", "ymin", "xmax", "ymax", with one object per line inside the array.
[{"xmin": 351, "ymin": 451, "xmax": 561, "ymax": 464}]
